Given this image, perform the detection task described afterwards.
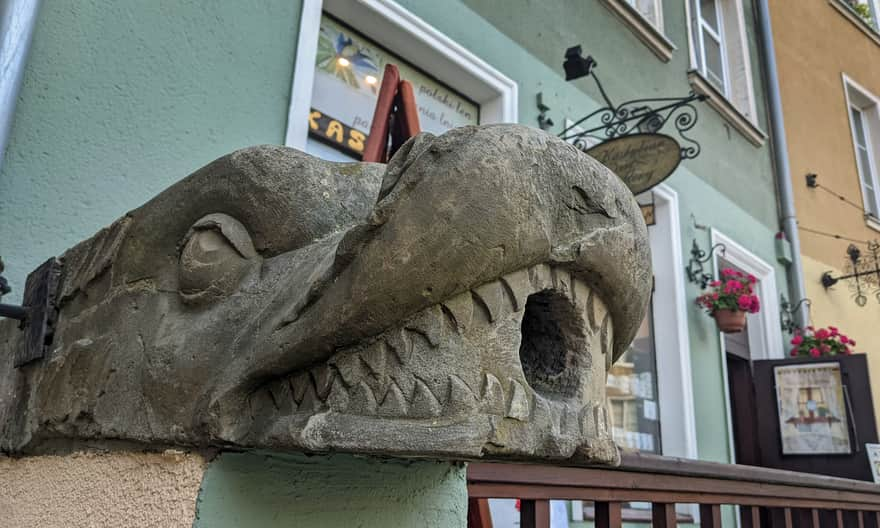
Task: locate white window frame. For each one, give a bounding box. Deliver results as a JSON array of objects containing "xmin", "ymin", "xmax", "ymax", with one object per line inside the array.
[
  {"xmin": 650, "ymin": 184, "xmax": 699, "ymax": 462},
  {"xmin": 843, "ymin": 74, "xmax": 880, "ymax": 221},
  {"xmin": 626, "ymin": 0, "xmax": 664, "ymax": 31},
  {"xmin": 600, "ymin": 0, "xmax": 676, "ymax": 62},
  {"xmin": 284, "ymin": 0, "xmax": 517, "ymax": 151},
  {"xmin": 710, "ymin": 228, "xmax": 783, "ymax": 465},
  {"xmin": 693, "ymin": 0, "xmax": 729, "ymax": 97}
]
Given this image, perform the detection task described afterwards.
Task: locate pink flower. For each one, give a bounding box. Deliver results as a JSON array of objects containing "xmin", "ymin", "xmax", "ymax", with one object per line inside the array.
[
  {"xmin": 810, "ymin": 348, "xmax": 821, "ymax": 358},
  {"xmin": 791, "ymin": 335, "xmax": 804, "ymax": 345},
  {"xmin": 850, "ymin": 340, "xmax": 856, "ymax": 347},
  {"xmin": 709, "ymin": 280, "xmax": 721, "ymax": 287},
  {"xmin": 840, "ymin": 335, "xmax": 849, "ymax": 344},
  {"xmin": 750, "ymin": 296, "xmax": 761, "ymax": 313},
  {"xmin": 820, "ymin": 344, "xmax": 831, "ymax": 353},
  {"xmin": 829, "ymin": 326, "xmax": 839, "ymax": 336},
  {"xmin": 712, "ymin": 292, "xmax": 719, "ymax": 300},
  {"xmin": 747, "ymin": 274, "xmax": 757, "ymax": 284},
  {"xmin": 724, "ymin": 281, "xmax": 742, "ymax": 294},
  {"xmin": 737, "ymin": 294, "xmax": 752, "ymax": 311},
  {"xmin": 722, "ymin": 268, "xmax": 737, "ymax": 277},
  {"xmin": 845, "ymin": 346, "xmax": 853, "ymax": 355},
  {"xmin": 815, "ymin": 328, "xmax": 830, "ymax": 340},
  {"xmin": 790, "ymin": 348, "xmax": 799, "ymax": 357}
]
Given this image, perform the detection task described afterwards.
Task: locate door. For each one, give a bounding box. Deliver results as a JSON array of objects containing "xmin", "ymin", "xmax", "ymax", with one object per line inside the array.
[{"xmin": 725, "ymin": 330, "xmax": 762, "ymax": 466}]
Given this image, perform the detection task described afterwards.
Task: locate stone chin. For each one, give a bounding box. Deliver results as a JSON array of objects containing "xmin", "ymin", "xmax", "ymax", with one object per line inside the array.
[{"xmin": 0, "ymin": 124, "xmax": 651, "ymax": 467}]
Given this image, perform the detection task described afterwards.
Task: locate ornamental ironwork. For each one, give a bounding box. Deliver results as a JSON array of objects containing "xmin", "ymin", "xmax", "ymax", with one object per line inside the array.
[
  {"xmin": 821, "ymin": 242, "xmax": 880, "ymax": 307},
  {"xmin": 559, "ymin": 46, "xmax": 707, "ymax": 160}
]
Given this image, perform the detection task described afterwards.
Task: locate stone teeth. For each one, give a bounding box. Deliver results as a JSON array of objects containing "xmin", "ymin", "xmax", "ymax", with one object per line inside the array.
[
  {"xmin": 529, "ymin": 263, "xmax": 553, "ymax": 291},
  {"xmin": 331, "ymin": 352, "xmax": 364, "ymax": 387},
  {"xmin": 384, "ymin": 329, "xmax": 412, "ymax": 365},
  {"xmin": 326, "ymin": 377, "xmax": 349, "ymax": 412},
  {"xmin": 444, "ymin": 375, "xmax": 478, "ymax": 415},
  {"xmin": 405, "ymin": 305, "xmax": 445, "ymax": 347},
  {"xmin": 290, "ymin": 372, "xmax": 310, "ymax": 405},
  {"xmin": 506, "ymin": 379, "xmax": 531, "ymax": 421},
  {"xmin": 310, "ymin": 364, "xmax": 335, "ymax": 400},
  {"xmin": 268, "ymin": 379, "xmax": 296, "ymax": 415},
  {"xmin": 349, "ymin": 381, "xmax": 378, "ymax": 415},
  {"xmin": 409, "ymin": 378, "xmax": 442, "ymax": 418},
  {"xmin": 441, "ymin": 290, "xmax": 474, "ymax": 332},
  {"xmin": 500, "ymin": 269, "xmax": 531, "ymax": 312},
  {"xmin": 481, "ymin": 373, "xmax": 505, "ymax": 415},
  {"xmin": 359, "ymin": 341, "xmax": 387, "ymax": 379},
  {"xmin": 572, "ymin": 277, "xmax": 591, "ymax": 312},
  {"xmin": 378, "ymin": 381, "xmax": 408, "ymax": 417},
  {"xmin": 472, "ymin": 280, "xmax": 505, "ymax": 322}
]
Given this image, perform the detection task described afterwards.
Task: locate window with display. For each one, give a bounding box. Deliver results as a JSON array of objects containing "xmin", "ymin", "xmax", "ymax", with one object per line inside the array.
[
  {"xmin": 607, "ymin": 298, "xmax": 661, "ymax": 453},
  {"xmin": 307, "ymin": 15, "xmax": 480, "ymax": 161}
]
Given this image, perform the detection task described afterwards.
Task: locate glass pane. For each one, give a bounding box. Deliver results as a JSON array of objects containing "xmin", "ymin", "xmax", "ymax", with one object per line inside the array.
[
  {"xmin": 866, "ymin": 187, "xmax": 879, "ymax": 217},
  {"xmin": 634, "ymin": 0, "xmax": 659, "ymax": 26},
  {"xmin": 702, "ymin": 30, "xmax": 725, "ymax": 92},
  {"xmin": 700, "ymin": 0, "xmax": 719, "ymax": 31},
  {"xmin": 607, "ymin": 300, "xmax": 661, "ymax": 454},
  {"xmin": 852, "ymin": 107, "xmax": 867, "ymax": 148}
]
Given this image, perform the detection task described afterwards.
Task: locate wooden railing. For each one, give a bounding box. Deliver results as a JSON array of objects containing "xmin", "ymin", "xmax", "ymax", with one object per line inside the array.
[{"xmin": 467, "ymin": 452, "xmax": 880, "ymax": 527}]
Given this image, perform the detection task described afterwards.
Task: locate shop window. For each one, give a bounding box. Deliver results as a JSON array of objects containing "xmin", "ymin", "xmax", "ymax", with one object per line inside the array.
[
  {"xmin": 688, "ymin": 0, "xmax": 757, "ymax": 122},
  {"xmin": 307, "ymin": 15, "xmax": 480, "ymax": 161},
  {"xmin": 845, "ymin": 79, "xmax": 880, "ymax": 220},
  {"xmin": 607, "ymin": 300, "xmax": 662, "ymax": 453}
]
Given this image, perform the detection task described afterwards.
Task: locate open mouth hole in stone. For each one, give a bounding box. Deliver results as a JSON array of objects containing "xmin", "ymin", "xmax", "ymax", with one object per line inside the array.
[{"xmin": 518, "ymin": 289, "xmax": 583, "ymax": 399}]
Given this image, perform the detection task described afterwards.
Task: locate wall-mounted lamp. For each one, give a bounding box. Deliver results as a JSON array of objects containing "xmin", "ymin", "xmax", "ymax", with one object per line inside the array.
[
  {"xmin": 563, "ymin": 45, "xmax": 596, "ymax": 81},
  {"xmin": 685, "ymin": 239, "xmax": 726, "ymax": 289}
]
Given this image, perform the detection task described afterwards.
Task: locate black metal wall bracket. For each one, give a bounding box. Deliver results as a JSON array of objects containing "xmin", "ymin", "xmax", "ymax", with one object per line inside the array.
[
  {"xmin": 821, "ymin": 242, "xmax": 880, "ymax": 307},
  {"xmin": 780, "ymin": 295, "xmax": 811, "ymax": 334},
  {"xmin": 685, "ymin": 239, "xmax": 726, "ymax": 289},
  {"xmin": 0, "ymin": 257, "xmax": 62, "ymax": 367}
]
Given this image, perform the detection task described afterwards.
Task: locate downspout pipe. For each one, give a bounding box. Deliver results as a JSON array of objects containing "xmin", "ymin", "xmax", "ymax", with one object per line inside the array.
[
  {"xmin": 0, "ymin": 0, "xmax": 41, "ymax": 172},
  {"xmin": 755, "ymin": 0, "xmax": 809, "ymax": 329}
]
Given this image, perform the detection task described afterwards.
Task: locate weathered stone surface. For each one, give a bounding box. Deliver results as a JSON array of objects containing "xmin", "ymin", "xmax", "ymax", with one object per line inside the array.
[{"xmin": 0, "ymin": 124, "xmax": 651, "ymax": 466}]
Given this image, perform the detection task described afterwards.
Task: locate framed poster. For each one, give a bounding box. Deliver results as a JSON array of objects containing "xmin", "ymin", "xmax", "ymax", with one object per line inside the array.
[
  {"xmin": 867, "ymin": 444, "xmax": 880, "ymax": 483},
  {"xmin": 774, "ymin": 362, "xmax": 852, "ymax": 455}
]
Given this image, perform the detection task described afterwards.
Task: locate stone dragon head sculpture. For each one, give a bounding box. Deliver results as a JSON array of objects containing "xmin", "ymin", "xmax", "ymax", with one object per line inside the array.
[{"xmin": 0, "ymin": 124, "xmax": 651, "ymax": 465}]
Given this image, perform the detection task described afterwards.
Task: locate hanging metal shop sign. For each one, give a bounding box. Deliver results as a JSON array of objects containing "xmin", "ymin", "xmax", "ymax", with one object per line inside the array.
[{"xmin": 560, "ymin": 46, "xmax": 707, "ymax": 194}]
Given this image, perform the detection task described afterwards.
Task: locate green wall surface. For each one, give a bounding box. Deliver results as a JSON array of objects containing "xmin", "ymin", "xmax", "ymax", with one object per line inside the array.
[
  {"xmin": 0, "ymin": 0, "xmax": 301, "ymax": 300},
  {"xmin": 194, "ymin": 452, "xmax": 467, "ymax": 528},
  {"xmin": 1, "ymin": 2, "xmax": 788, "ymax": 526}
]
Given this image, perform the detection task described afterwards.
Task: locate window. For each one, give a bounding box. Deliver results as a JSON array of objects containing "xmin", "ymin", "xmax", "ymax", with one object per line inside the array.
[
  {"xmin": 626, "ymin": 0, "xmax": 663, "ymax": 30},
  {"xmin": 845, "ymin": 79, "xmax": 880, "ymax": 219},
  {"xmin": 307, "ymin": 15, "xmax": 479, "ymax": 161},
  {"xmin": 608, "ymin": 302, "xmax": 662, "ymax": 453},
  {"xmin": 687, "ymin": 0, "xmax": 758, "ymax": 126},
  {"xmin": 285, "ymin": 0, "xmax": 517, "ymax": 155},
  {"xmin": 844, "ymin": 0, "xmax": 880, "ymax": 30}
]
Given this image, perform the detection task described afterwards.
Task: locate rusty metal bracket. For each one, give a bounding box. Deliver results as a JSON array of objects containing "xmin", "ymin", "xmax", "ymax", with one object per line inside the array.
[{"xmin": 0, "ymin": 257, "xmax": 63, "ymax": 367}]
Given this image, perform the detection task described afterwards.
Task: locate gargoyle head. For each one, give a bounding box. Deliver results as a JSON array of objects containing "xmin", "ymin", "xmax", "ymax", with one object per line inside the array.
[{"xmin": 0, "ymin": 124, "xmax": 651, "ymax": 465}]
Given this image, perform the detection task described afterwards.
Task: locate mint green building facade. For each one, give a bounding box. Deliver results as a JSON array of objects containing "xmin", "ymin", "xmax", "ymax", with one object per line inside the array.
[{"xmin": 0, "ymin": 0, "xmax": 790, "ymax": 525}]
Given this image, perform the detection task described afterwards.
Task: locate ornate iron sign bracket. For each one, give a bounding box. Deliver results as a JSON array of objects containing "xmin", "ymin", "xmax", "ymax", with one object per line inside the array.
[
  {"xmin": 560, "ymin": 46, "xmax": 707, "ymax": 159},
  {"xmin": 821, "ymin": 242, "xmax": 880, "ymax": 307},
  {"xmin": 686, "ymin": 239, "xmax": 726, "ymax": 289}
]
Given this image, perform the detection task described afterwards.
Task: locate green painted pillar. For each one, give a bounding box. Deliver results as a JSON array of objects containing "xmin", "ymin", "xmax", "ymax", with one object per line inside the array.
[{"xmin": 193, "ymin": 452, "xmax": 467, "ymax": 527}]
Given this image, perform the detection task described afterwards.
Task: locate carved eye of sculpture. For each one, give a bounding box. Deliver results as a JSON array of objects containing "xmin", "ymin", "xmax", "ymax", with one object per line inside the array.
[{"xmin": 178, "ymin": 213, "xmax": 258, "ymax": 304}]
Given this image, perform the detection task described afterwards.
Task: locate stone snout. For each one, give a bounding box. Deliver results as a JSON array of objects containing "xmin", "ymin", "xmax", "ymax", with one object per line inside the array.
[{"xmin": 248, "ymin": 262, "xmax": 617, "ymax": 464}]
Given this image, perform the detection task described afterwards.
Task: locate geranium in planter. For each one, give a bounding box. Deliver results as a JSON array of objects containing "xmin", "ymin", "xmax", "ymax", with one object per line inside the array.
[
  {"xmin": 695, "ymin": 268, "xmax": 760, "ymax": 333},
  {"xmin": 790, "ymin": 325, "xmax": 855, "ymax": 358}
]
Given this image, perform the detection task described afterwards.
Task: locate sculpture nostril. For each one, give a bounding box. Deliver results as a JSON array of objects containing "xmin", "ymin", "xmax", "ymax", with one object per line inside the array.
[{"xmin": 518, "ymin": 289, "xmax": 587, "ymax": 399}]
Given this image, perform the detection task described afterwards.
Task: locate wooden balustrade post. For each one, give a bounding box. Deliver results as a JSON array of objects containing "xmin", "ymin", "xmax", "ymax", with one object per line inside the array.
[
  {"xmin": 520, "ymin": 499, "xmax": 550, "ymax": 528},
  {"xmin": 857, "ymin": 510, "xmax": 865, "ymax": 528},
  {"xmin": 700, "ymin": 504, "xmax": 722, "ymax": 528},
  {"xmin": 783, "ymin": 507, "xmax": 793, "ymax": 528},
  {"xmin": 594, "ymin": 501, "xmax": 622, "ymax": 528},
  {"xmin": 811, "ymin": 509, "xmax": 821, "ymax": 527},
  {"xmin": 652, "ymin": 503, "xmax": 676, "ymax": 527}
]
